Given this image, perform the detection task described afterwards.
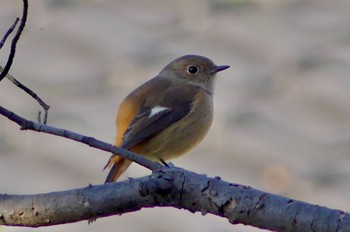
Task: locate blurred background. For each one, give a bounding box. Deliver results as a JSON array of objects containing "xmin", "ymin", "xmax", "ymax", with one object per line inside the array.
[{"xmin": 1, "ymin": 0, "xmax": 350, "ymax": 231}]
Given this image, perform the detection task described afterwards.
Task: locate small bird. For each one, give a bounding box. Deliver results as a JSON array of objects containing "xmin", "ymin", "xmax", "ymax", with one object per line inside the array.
[{"xmin": 104, "ymin": 55, "xmax": 229, "ymax": 182}]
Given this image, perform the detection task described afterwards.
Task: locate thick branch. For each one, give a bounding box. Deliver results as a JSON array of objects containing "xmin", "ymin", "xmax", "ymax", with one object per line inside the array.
[{"xmin": 0, "ymin": 167, "xmax": 349, "ymax": 231}]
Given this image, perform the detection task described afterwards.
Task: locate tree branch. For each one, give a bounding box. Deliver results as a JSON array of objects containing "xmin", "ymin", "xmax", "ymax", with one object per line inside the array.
[
  {"xmin": 0, "ymin": 0, "xmax": 28, "ymax": 82},
  {"xmin": 0, "ymin": 105, "xmax": 160, "ymax": 172},
  {"xmin": 0, "ymin": 167, "xmax": 349, "ymax": 231},
  {"xmin": 0, "ymin": 0, "xmax": 49, "ymax": 124},
  {"xmin": 0, "ymin": 66, "xmax": 50, "ymax": 123},
  {"xmin": 0, "ymin": 18, "xmax": 19, "ymax": 49}
]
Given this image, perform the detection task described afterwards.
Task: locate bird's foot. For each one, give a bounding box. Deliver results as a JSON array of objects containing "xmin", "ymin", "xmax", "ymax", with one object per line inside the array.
[{"xmin": 159, "ymin": 159, "xmax": 175, "ymax": 167}]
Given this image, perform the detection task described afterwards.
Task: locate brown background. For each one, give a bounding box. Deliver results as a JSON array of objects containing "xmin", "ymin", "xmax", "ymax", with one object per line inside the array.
[{"xmin": 1, "ymin": 0, "xmax": 350, "ymax": 231}]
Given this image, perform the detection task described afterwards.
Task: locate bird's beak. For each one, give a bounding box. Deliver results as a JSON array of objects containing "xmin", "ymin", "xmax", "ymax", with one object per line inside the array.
[{"xmin": 211, "ymin": 65, "xmax": 230, "ymax": 74}]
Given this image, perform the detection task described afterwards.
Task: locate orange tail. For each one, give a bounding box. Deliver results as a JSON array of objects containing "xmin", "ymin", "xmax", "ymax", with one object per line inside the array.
[{"xmin": 104, "ymin": 155, "xmax": 132, "ymax": 183}]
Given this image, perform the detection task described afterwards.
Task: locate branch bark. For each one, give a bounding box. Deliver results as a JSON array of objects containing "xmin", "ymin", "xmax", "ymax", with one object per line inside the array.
[{"xmin": 0, "ymin": 167, "xmax": 349, "ymax": 231}]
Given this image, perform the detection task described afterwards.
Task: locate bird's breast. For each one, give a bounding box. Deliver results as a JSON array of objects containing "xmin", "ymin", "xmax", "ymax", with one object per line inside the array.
[{"xmin": 132, "ymin": 90, "xmax": 214, "ymax": 160}]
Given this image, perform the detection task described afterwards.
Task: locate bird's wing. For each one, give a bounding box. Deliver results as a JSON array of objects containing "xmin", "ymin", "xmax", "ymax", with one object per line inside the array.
[
  {"xmin": 121, "ymin": 100, "xmax": 192, "ymax": 149},
  {"xmin": 119, "ymin": 79, "xmax": 199, "ymax": 149}
]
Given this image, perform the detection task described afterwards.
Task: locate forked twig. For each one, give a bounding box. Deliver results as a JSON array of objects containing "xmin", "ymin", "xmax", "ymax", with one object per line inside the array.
[
  {"xmin": 0, "ymin": 66, "xmax": 50, "ymax": 123},
  {"xmin": 0, "ymin": 0, "xmax": 49, "ymax": 123}
]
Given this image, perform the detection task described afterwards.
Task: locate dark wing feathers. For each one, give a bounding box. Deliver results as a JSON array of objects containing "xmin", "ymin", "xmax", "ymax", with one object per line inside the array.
[
  {"xmin": 119, "ymin": 81, "xmax": 200, "ymax": 150},
  {"xmin": 121, "ymin": 101, "xmax": 192, "ymax": 149}
]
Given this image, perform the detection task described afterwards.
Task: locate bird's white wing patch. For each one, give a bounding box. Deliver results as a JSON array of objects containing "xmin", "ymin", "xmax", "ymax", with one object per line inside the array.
[{"xmin": 149, "ymin": 106, "xmax": 170, "ymax": 118}]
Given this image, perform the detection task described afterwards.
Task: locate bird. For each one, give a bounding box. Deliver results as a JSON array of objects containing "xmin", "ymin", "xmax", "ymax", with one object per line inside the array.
[{"xmin": 104, "ymin": 54, "xmax": 229, "ymax": 183}]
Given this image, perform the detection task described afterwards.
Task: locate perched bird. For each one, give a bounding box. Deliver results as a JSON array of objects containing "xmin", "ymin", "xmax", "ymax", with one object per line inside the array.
[{"xmin": 104, "ymin": 55, "xmax": 229, "ymax": 182}]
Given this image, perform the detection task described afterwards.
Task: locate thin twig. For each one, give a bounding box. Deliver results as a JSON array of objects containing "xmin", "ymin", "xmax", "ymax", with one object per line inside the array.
[
  {"xmin": 0, "ymin": 105, "xmax": 161, "ymax": 171},
  {"xmin": 0, "ymin": 66, "xmax": 50, "ymax": 123},
  {"xmin": 0, "ymin": 0, "xmax": 28, "ymax": 82},
  {"xmin": 0, "ymin": 0, "xmax": 49, "ymax": 123},
  {"xmin": 0, "ymin": 18, "xmax": 19, "ymax": 49}
]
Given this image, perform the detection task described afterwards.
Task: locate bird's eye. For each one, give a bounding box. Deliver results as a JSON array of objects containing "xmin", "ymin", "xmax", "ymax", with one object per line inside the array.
[{"xmin": 187, "ymin": 66, "xmax": 199, "ymax": 75}]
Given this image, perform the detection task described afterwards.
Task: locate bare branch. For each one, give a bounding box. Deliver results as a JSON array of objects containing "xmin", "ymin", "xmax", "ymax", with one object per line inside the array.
[
  {"xmin": 0, "ymin": 1, "xmax": 49, "ymax": 123},
  {"xmin": 0, "ymin": 66, "xmax": 50, "ymax": 123},
  {"xmin": 0, "ymin": 18, "xmax": 19, "ymax": 49},
  {"xmin": 0, "ymin": 0, "xmax": 28, "ymax": 82},
  {"xmin": 0, "ymin": 167, "xmax": 349, "ymax": 231},
  {"xmin": 0, "ymin": 105, "xmax": 160, "ymax": 171}
]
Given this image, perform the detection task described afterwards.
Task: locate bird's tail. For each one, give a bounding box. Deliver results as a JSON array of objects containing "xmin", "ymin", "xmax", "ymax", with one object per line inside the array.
[{"xmin": 104, "ymin": 155, "xmax": 132, "ymax": 183}]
